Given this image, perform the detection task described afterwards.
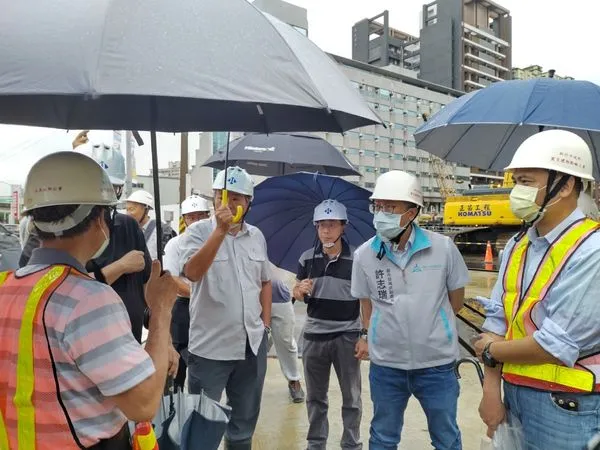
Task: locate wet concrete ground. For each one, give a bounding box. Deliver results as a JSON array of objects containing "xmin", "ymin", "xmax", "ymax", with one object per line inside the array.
[{"xmin": 247, "ymin": 270, "xmax": 498, "ymax": 449}]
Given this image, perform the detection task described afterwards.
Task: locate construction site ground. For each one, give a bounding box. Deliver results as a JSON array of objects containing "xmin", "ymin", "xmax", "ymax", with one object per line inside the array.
[{"xmin": 243, "ymin": 269, "xmax": 497, "ymax": 449}]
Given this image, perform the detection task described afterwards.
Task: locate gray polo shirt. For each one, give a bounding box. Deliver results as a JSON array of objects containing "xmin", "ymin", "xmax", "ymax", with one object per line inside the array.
[
  {"xmin": 180, "ymin": 218, "xmax": 271, "ymax": 360},
  {"xmin": 351, "ymin": 225, "xmax": 469, "ymax": 370}
]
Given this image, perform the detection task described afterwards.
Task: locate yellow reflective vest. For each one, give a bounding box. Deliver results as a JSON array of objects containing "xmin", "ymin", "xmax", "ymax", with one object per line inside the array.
[{"xmin": 502, "ymin": 218, "xmax": 600, "ymax": 393}]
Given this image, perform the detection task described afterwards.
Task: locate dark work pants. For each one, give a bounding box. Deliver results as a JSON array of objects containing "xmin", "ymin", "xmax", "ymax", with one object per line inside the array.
[
  {"xmin": 187, "ymin": 333, "xmax": 268, "ymax": 447},
  {"xmin": 170, "ymin": 296, "xmax": 190, "ymax": 391}
]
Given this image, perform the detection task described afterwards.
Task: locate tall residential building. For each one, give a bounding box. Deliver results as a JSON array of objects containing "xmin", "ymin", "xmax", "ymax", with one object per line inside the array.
[
  {"xmin": 319, "ymin": 56, "xmax": 471, "ymax": 214},
  {"xmin": 419, "ymin": 0, "xmax": 512, "ymax": 92},
  {"xmin": 512, "ymin": 65, "xmax": 574, "ymax": 81},
  {"xmin": 352, "ymin": 10, "xmax": 421, "ymax": 74}
]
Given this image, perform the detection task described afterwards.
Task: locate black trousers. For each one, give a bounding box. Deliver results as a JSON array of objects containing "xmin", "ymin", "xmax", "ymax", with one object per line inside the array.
[{"xmin": 170, "ymin": 296, "xmax": 190, "ymax": 391}]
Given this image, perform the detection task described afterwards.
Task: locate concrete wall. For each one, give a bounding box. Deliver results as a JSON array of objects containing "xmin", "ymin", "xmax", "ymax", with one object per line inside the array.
[
  {"xmin": 419, "ymin": 0, "xmax": 464, "ymax": 91},
  {"xmin": 419, "ymin": 17, "xmax": 455, "ymax": 89},
  {"xmin": 252, "ymin": 0, "xmax": 308, "ymax": 33}
]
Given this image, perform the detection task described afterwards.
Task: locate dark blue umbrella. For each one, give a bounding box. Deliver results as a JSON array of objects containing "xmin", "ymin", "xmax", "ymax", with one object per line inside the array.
[
  {"xmin": 414, "ymin": 78, "xmax": 600, "ymax": 178},
  {"xmin": 246, "ymin": 172, "xmax": 375, "ymax": 273},
  {"xmin": 202, "ymin": 133, "xmax": 361, "ymax": 177}
]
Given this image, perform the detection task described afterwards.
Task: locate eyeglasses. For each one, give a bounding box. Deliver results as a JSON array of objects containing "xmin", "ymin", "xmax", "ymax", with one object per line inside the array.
[{"xmin": 369, "ymin": 202, "xmax": 403, "ymax": 214}]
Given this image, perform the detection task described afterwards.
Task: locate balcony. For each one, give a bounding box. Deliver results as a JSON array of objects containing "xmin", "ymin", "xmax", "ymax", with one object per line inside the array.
[{"xmin": 463, "ymin": 22, "xmax": 510, "ymax": 48}]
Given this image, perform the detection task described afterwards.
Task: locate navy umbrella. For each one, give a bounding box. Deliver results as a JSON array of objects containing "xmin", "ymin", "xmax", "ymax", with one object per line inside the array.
[
  {"xmin": 203, "ymin": 133, "xmax": 361, "ymax": 177},
  {"xmin": 414, "ymin": 78, "xmax": 600, "ymax": 177},
  {"xmin": 245, "ymin": 172, "xmax": 375, "ymax": 273}
]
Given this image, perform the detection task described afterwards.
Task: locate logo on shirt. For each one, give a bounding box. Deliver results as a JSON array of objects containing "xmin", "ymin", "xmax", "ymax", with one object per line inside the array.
[
  {"xmin": 412, "ymin": 263, "xmax": 442, "ymax": 273},
  {"xmin": 374, "ymin": 268, "xmax": 394, "ymax": 301}
]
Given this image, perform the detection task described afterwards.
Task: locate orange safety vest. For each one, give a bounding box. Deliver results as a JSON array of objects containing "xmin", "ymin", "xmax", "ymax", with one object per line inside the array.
[
  {"xmin": 501, "ymin": 218, "xmax": 600, "ymax": 393},
  {"xmin": 0, "ymin": 265, "xmax": 89, "ymax": 449}
]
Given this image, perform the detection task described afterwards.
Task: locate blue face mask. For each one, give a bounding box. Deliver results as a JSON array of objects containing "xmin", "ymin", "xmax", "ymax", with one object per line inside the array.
[{"xmin": 373, "ymin": 211, "xmax": 406, "ymax": 240}]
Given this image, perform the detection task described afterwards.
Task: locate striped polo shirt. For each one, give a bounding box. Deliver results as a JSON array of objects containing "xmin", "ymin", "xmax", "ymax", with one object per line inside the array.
[
  {"xmin": 0, "ymin": 248, "xmax": 155, "ymax": 447},
  {"xmin": 296, "ymin": 240, "xmax": 360, "ymax": 340}
]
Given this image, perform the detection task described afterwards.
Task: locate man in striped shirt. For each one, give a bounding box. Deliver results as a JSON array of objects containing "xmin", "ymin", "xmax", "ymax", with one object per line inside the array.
[
  {"xmin": 0, "ymin": 152, "xmax": 178, "ymax": 449},
  {"xmin": 293, "ymin": 200, "xmax": 363, "ymax": 450}
]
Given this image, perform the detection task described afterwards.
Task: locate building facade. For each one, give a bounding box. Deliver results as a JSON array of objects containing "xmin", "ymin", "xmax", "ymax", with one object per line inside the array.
[
  {"xmin": 352, "ymin": 10, "xmax": 420, "ymax": 73},
  {"xmin": 151, "ymin": 161, "xmax": 181, "ymax": 178},
  {"xmin": 512, "ymin": 65, "xmax": 574, "ymax": 81},
  {"xmin": 320, "ymin": 56, "xmax": 470, "ymax": 214},
  {"xmin": 419, "ymin": 0, "xmax": 512, "ymax": 92},
  {"xmin": 252, "ymin": 0, "xmax": 308, "ymax": 36}
]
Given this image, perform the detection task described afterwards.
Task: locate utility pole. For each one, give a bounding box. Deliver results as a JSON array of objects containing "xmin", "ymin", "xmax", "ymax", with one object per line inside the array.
[
  {"xmin": 179, "ymin": 132, "xmax": 188, "ymax": 203},
  {"xmin": 124, "ymin": 130, "xmax": 134, "ymax": 199}
]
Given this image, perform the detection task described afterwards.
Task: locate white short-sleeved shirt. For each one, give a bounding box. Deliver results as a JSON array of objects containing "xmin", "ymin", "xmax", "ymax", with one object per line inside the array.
[
  {"xmin": 180, "ymin": 218, "xmax": 272, "ymax": 360},
  {"xmin": 352, "ymin": 225, "xmax": 469, "ymax": 370}
]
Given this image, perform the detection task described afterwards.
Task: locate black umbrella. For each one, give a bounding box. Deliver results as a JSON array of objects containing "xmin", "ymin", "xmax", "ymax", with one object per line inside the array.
[
  {"xmin": 0, "ymin": 0, "xmax": 381, "ymax": 260},
  {"xmin": 203, "ymin": 133, "xmax": 361, "ymax": 177}
]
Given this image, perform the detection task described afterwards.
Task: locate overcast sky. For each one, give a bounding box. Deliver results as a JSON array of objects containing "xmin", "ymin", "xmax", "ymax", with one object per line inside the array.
[{"xmin": 1, "ymin": 0, "xmax": 598, "ymax": 185}]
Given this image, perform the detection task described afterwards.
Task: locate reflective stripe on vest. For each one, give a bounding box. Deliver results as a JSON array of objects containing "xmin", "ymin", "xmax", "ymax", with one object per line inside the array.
[
  {"xmin": 0, "ymin": 271, "xmax": 11, "ymax": 450},
  {"xmin": 0, "ymin": 266, "xmax": 70, "ymax": 449},
  {"xmin": 502, "ymin": 218, "xmax": 600, "ymax": 392}
]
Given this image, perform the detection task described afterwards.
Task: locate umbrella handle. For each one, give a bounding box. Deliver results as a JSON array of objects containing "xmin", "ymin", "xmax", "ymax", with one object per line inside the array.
[{"xmin": 222, "ymin": 190, "xmax": 243, "ymax": 223}]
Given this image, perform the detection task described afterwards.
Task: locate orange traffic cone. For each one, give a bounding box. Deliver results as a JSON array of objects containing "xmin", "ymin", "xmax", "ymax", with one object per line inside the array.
[{"xmin": 484, "ymin": 241, "xmax": 494, "ymax": 271}]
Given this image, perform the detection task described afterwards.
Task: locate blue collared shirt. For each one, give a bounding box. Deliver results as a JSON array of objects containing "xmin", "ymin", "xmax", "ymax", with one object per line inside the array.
[{"xmin": 482, "ymin": 208, "xmax": 600, "ymax": 367}]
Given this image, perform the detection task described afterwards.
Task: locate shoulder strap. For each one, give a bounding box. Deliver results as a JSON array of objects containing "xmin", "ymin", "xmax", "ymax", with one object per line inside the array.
[
  {"xmin": 0, "ymin": 271, "xmax": 11, "ymax": 287},
  {"xmin": 143, "ymin": 220, "xmax": 156, "ymax": 241}
]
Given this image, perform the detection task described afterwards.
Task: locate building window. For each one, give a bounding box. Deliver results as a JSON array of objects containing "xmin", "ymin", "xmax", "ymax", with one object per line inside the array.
[
  {"xmin": 365, "ymin": 182, "xmax": 375, "ymax": 189},
  {"xmin": 427, "ymin": 3, "xmax": 437, "ymax": 18},
  {"xmin": 292, "ymin": 26, "xmax": 308, "ymax": 36}
]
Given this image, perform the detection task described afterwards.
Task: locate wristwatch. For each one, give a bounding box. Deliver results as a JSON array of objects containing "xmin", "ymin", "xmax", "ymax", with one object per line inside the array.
[
  {"xmin": 482, "ymin": 342, "xmax": 498, "ymax": 368},
  {"xmin": 359, "ymin": 328, "xmax": 368, "ymax": 341}
]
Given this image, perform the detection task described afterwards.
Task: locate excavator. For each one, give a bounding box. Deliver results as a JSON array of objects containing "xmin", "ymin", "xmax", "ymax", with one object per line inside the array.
[{"xmin": 442, "ymin": 172, "xmax": 520, "ymax": 254}]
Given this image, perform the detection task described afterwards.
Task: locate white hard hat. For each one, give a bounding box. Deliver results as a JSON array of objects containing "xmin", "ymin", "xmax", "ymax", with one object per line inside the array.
[
  {"xmin": 370, "ymin": 170, "xmax": 424, "ymax": 207},
  {"xmin": 212, "ymin": 166, "xmax": 254, "ymax": 197},
  {"xmin": 181, "ymin": 195, "xmax": 211, "ymax": 214},
  {"xmin": 578, "ymin": 192, "xmax": 599, "ymax": 220},
  {"xmin": 127, "ymin": 190, "xmax": 154, "ymax": 209},
  {"xmin": 313, "ymin": 199, "xmax": 348, "ymax": 224},
  {"xmin": 77, "ymin": 142, "xmax": 126, "ymax": 185},
  {"xmin": 23, "ymin": 151, "xmax": 117, "ymax": 212},
  {"xmin": 505, "ymin": 130, "xmax": 594, "ymax": 181}
]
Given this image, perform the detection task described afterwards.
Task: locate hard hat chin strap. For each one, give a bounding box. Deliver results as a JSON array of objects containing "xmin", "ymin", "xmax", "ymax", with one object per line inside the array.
[
  {"xmin": 34, "ymin": 204, "xmax": 96, "ymax": 236},
  {"xmin": 516, "ymin": 170, "xmax": 571, "ymax": 240}
]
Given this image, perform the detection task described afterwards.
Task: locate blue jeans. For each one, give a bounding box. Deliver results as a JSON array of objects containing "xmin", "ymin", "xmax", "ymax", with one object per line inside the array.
[
  {"xmin": 369, "ymin": 362, "xmax": 461, "ymax": 450},
  {"xmin": 504, "ymin": 382, "xmax": 600, "ymax": 450}
]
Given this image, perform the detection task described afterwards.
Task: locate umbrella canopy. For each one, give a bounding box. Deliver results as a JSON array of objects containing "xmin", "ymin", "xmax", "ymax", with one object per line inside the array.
[
  {"xmin": 0, "ymin": 0, "xmax": 382, "ymax": 262},
  {"xmin": 414, "ymin": 78, "xmax": 600, "ymax": 178},
  {"xmin": 0, "ymin": 0, "xmax": 381, "ymax": 133},
  {"xmin": 203, "ymin": 133, "xmax": 361, "ymax": 177},
  {"xmin": 245, "ymin": 172, "xmax": 375, "ymax": 273}
]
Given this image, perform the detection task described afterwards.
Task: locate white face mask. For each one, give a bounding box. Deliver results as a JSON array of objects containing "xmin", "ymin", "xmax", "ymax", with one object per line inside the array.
[
  {"xmin": 91, "ymin": 225, "xmax": 109, "ymax": 260},
  {"xmin": 373, "ymin": 211, "xmax": 407, "ymax": 240},
  {"xmin": 509, "ymin": 184, "xmax": 546, "ymax": 223}
]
